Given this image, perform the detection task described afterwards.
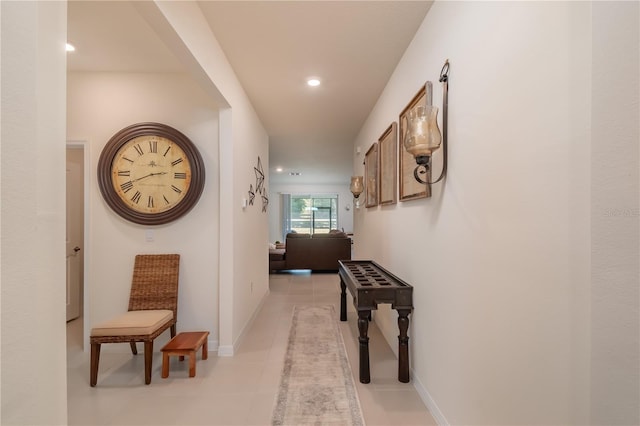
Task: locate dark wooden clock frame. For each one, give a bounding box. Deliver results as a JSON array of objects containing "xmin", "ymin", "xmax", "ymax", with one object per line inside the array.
[{"xmin": 97, "ymin": 122, "xmax": 205, "ymax": 225}]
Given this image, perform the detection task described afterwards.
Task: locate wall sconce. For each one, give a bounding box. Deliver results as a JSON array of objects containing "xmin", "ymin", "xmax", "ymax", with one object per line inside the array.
[
  {"xmin": 403, "ymin": 60, "xmax": 449, "ymax": 185},
  {"xmin": 350, "ymin": 176, "xmax": 364, "ymax": 209}
]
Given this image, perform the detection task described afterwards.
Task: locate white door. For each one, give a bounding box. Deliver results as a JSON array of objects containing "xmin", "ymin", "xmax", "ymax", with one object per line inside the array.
[{"xmin": 66, "ymin": 147, "xmax": 84, "ymax": 321}]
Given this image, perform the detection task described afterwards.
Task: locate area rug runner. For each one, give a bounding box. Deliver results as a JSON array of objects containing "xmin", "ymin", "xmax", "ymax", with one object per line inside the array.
[{"xmin": 272, "ymin": 305, "xmax": 365, "ymax": 425}]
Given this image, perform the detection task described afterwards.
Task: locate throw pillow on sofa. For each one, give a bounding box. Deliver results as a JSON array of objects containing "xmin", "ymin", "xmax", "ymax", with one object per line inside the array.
[
  {"xmin": 312, "ymin": 230, "xmax": 348, "ymax": 238},
  {"xmin": 286, "ymin": 232, "xmax": 310, "ymax": 239}
]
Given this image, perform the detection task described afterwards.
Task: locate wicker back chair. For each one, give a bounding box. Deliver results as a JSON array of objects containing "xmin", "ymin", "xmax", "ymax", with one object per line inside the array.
[{"xmin": 90, "ymin": 254, "xmax": 180, "ymax": 386}]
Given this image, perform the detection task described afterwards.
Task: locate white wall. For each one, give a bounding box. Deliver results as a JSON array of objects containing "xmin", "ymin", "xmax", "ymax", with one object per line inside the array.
[
  {"xmin": 66, "ymin": 0, "xmax": 271, "ymax": 358},
  {"xmin": 353, "ymin": 2, "xmax": 596, "ymax": 424},
  {"xmin": 148, "ymin": 1, "xmax": 270, "ymax": 353},
  {"xmin": 268, "ymin": 183, "xmax": 353, "ymax": 242},
  {"xmin": 2, "ymin": 1, "xmax": 270, "ymax": 421},
  {"xmin": 67, "ymin": 72, "xmax": 221, "ymax": 350},
  {"xmin": 590, "ymin": 2, "xmax": 639, "ymax": 424},
  {"xmin": 1, "ymin": 1, "xmax": 68, "ymax": 424}
]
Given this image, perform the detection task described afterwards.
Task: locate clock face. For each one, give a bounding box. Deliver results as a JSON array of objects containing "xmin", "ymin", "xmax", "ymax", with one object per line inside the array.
[
  {"xmin": 98, "ymin": 123, "xmax": 205, "ymax": 225},
  {"xmin": 111, "ymin": 135, "xmax": 191, "ymax": 214}
]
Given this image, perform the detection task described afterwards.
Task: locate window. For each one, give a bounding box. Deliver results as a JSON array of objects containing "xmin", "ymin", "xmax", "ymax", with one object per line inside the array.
[{"xmin": 283, "ymin": 194, "xmax": 338, "ymax": 237}]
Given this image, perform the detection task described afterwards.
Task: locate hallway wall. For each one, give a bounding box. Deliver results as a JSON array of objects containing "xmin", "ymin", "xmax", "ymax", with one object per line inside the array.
[
  {"xmin": 353, "ymin": 2, "xmax": 599, "ymax": 424},
  {"xmin": 146, "ymin": 1, "xmax": 271, "ymax": 353},
  {"xmin": 1, "ymin": 0, "xmax": 271, "ymax": 420},
  {"xmin": 1, "ymin": 1, "xmax": 68, "ymax": 424},
  {"xmin": 590, "ymin": 2, "xmax": 640, "ymax": 423},
  {"xmin": 67, "ymin": 71, "xmax": 221, "ymax": 350},
  {"xmin": 65, "ymin": 0, "xmax": 272, "ymax": 358}
]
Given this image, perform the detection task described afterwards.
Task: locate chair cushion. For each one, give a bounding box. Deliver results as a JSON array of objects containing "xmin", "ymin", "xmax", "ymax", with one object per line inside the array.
[{"xmin": 91, "ymin": 310, "xmax": 173, "ymax": 337}]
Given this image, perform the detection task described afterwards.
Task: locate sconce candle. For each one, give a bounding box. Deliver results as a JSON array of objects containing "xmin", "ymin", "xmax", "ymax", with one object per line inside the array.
[
  {"xmin": 350, "ymin": 176, "xmax": 364, "ymax": 208},
  {"xmin": 404, "ymin": 105, "xmax": 441, "ymax": 165},
  {"xmin": 404, "ymin": 59, "xmax": 449, "ymax": 185}
]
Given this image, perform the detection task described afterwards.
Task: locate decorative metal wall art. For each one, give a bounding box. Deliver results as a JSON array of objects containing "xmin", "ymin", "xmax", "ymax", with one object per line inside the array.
[{"xmin": 248, "ymin": 156, "xmax": 269, "ymax": 212}]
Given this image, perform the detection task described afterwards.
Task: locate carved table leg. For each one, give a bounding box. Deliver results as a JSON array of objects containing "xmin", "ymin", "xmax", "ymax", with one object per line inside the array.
[
  {"xmin": 397, "ymin": 308, "xmax": 411, "ymax": 383},
  {"xmin": 340, "ymin": 278, "xmax": 347, "ymax": 321},
  {"xmin": 358, "ymin": 310, "xmax": 371, "ymax": 383}
]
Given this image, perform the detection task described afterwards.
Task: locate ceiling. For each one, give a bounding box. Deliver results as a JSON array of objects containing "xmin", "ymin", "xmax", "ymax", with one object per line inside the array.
[{"xmin": 67, "ymin": 1, "xmax": 433, "ymax": 185}]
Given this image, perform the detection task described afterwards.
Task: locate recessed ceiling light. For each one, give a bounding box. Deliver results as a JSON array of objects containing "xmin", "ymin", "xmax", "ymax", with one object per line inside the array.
[
  {"xmin": 66, "ymin": 43, "xmax": 76, "ymax": 52},
  {"xmin": 276, "ymin": 167, "xmax": 283, "ymax": 172},
  {"xmin": 307, "ymin": 79, "xmax": 320, "ymax": 87}
]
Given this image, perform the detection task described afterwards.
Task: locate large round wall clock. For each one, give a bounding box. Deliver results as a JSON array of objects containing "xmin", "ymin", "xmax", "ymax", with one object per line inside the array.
[{"xmin": 97, "ymin": 122, "xmax": 205, "ymax": 225}]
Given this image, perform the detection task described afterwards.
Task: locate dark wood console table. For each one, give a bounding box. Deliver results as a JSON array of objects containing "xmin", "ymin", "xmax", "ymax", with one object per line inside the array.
[{"xmin": 338, "ymin": 260, "xmax": 413, "ymax": 383}]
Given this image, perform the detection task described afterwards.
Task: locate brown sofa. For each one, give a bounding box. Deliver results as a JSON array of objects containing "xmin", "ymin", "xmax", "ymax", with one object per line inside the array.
[{"xmin": 269, "ymin": 231, "xmax": 351, "ymax": 272}]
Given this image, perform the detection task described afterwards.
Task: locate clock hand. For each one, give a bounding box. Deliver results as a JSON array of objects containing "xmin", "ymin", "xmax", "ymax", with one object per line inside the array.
[{"xmin": 132, "ymin": 171, "xmax": 168, "ymax": 183}]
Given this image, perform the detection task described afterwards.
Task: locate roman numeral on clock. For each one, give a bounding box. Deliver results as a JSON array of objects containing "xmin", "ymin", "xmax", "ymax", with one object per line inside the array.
[
  {"xmin": 134, "ymin": 144, "xmax": 144, "ymax": 156},
  {"xmin": 149, "ymin": 141, "xmax": 158, "ymax": 153},
  {"xmin": 174, "ymin": 172, "xmax": 187, "ymax": 179},
  {"xmin": 148, "ymin": 196, "xmax": 154, "ymax": 208},
  {"xmin": 120, "ymin": 181, "xmax": 134, "ymax": 193},
  {"xmin": 131, "ymin": 191, "xmax": 142, "ymax": 204},
  {"xmin": 118, "ymin": 170, "xmax": 130, "ymax": 177},
  {"xmin": 171, "ymin": 158, "xmax": 183, "ymax": 166},
  {"xmin": 171, "ymin": 185, "xmax": 182, "ymax": 194}
]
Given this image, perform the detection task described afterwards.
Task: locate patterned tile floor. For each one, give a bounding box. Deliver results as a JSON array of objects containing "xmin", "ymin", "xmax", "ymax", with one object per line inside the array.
[{"xmin": 67, "ymin": 271, "xmax": 436, "ymax": 425}]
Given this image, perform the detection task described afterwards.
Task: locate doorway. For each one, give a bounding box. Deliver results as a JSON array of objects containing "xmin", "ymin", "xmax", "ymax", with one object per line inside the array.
[{"xmin": 66, "ymin": 143, "xmax": 86, "ymax": 348}]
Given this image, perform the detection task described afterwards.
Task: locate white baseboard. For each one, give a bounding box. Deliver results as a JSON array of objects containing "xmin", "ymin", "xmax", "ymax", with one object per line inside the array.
[
  {"xmin": 217, "ymin": 344, "xmax": 233, "ymax": 357},
  {"xmin": 373, "ymin": 314, "xmax": 449, "ymax": 424},
  {"xmin": 411, "ymin": 368, "xmax": 449, "ymax": 426},
  {"xmin": 206, "ymin": 338, "xmax": 220, "ymax": 353},
  {"xmin": 216, "ymin": 289, "xmax": 270, "ymax": 357}
]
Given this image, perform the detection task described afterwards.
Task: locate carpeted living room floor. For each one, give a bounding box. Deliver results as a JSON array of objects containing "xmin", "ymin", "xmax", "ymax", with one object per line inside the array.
[{"xmin": 67, "ymin": 271, "xmax": 435, "ymax": 425}]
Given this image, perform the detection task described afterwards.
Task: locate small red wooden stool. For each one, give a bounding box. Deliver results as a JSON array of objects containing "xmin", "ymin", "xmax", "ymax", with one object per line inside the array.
[{"xmin": 161, "ymin": 331, "xmax": 209, "ymax": 378}]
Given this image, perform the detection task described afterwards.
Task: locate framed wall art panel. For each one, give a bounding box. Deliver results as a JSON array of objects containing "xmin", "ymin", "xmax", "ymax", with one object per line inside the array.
[
  {"xmin": 378, "ymin": 122, "xmax": 397, "ymax": 205},
  {"xmin": 364, "ymin": 143, "xmax": 379, "ymax": 208}
]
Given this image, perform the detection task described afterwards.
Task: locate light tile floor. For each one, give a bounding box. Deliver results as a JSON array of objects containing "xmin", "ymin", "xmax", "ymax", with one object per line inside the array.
[{"xmin": 67, "ymin": 271, "xmax": 435, "ymax": 425}]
